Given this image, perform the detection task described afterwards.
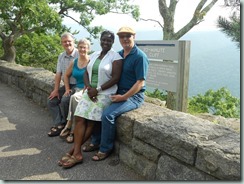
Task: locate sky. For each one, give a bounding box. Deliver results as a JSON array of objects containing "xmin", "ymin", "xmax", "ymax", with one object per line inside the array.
[
  {"xmin": 91, "ymin": 0, "xmax": 230, "ymax": 32},
  {"xmin": 63, "ymin": 0, "xmax": 233, "ymax": 37}
]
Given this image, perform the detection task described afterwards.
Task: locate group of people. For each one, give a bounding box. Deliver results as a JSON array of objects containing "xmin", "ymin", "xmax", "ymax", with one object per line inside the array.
[{"xmin": 47, "ymin": 26, "xmax": 149, "ymax": 169}]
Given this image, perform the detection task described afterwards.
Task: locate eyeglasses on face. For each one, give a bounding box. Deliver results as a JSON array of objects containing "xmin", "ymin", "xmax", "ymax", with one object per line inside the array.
[{"xmin": 118, "ymin": 34, "xmax": 132, "ymax": 39}]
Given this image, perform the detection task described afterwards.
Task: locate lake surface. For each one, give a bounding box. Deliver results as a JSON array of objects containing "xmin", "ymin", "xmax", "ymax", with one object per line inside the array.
[{"xmin": 181, "ymin": 31, "xmax": 240, "ymax": 98}]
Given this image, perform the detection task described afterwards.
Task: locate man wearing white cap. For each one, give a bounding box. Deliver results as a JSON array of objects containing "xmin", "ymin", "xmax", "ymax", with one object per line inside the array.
[{"xmin": 92, "ymin": 26, "xmax": 149, "ymax": 161}]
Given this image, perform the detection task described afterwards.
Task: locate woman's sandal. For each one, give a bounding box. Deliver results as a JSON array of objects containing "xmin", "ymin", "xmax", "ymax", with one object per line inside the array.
[
  {"xmin": 48, "ymin": 126, "xmax": 64, "ymax": 137},
  {"xmin": 82, "ymin": 144, "xmax": 99, "ymax": 152},
  {"xmin": 62, "ymin": 155, "xmax": 83, "ymax": 169},
  {"xmin": 57, "ymin": 153, "xmax": 71, "ymax": 166},
  {"xmin": 60, "ymin": 127, "xmax": 71, "ymax": 139},
  {"xmin": 92, "ymin": 151, "xmax": 111, "ymax": 161},
  {"xmin": 66, "ymin": 133, "xmax": 74, "ymax": 143}
]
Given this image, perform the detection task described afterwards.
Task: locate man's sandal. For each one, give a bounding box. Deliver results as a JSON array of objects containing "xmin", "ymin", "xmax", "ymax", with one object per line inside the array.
[
  {"xmin": 48, "ymin": 126, "xmax": 64, "ymax": 137},
  {"xmin": 82, "ymin": 144, "xmax": 99, "ymax": 152},
  {"xmin": 62, "ymin": 155, "xmax": 83, "ymax": 169},
  {"xmin": 57, "ymin": 153, "xmax": 71, "ymax": 166},
  {"xmin": 92, "ymin": 151, "xmax": 111, "ymax": 161}
]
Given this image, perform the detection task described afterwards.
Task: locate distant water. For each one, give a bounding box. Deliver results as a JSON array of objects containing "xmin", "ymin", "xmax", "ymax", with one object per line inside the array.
[
  {"xmin": 181, "ymin": 31, "xmax": 240, "ymax": 98},
  {"xmin": 89, "ymin": 30, "xmax": 240, "ymax": 99}
]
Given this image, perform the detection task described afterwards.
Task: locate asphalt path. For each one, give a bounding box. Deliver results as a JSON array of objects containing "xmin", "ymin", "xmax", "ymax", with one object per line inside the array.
[{"xmin": 0, "ymin": 82, "xmax": 144, "ymax": 181}]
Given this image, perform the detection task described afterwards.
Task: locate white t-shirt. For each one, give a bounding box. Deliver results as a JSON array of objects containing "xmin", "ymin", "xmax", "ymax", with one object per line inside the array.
[{"xmin": 87, "ymin": 49, "xmax": 122, "ymax": 95}]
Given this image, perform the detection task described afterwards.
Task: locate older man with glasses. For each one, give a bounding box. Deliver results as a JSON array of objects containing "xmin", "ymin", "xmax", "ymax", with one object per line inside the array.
[{"xmin": 91, "ymin": 26, "xmax": 149, "ymax": 161}]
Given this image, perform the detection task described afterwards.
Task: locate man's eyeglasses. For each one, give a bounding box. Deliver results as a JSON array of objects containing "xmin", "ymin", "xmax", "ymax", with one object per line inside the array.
[{"xmin": 119, "ymin": 34, "xmax": 132, "ymax": 39}]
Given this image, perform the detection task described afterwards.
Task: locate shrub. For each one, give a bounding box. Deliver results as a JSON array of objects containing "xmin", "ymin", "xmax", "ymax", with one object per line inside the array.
[
  {"xmin": 187, "ymin": 87, "xmax": 240, "ymax": 118},
  {"xmin": 145, "ymin": 89, "xmax": 167, "ymax": 101}
]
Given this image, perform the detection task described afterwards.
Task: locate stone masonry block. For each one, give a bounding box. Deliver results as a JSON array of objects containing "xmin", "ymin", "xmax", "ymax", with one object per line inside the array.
[
  {"xmin": 196, "ymin": 137, "xmax": 240, "ymax": 180},
  {"xmin": 116, "ymin": 115, "xmax": 134, "ymax": 145},
  {"xmin": 133, "ymin": 118, "xmax": 198, "ymax": 165},
  {"xmin": 131, "ymin": 138, "xmax": 160, "ymax": 162},
  {"xmin": 18, "ymin": 77, "xmax": 26, "ymax": 92},
  {"xmin": 120, "ymin": 144, "xmax": 157, "ymax": 180},
  {"xmin": 156, "ymin": 154, "xmax": 217, "ymax": 180}
]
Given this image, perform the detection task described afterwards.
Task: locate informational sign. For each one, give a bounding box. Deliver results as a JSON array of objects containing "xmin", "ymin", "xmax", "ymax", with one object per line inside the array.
[
  {"xmin": 136, "ymin": 41, "xmax": 179, "ymax": 92},
  {"xmin": 136, "ymin": 41, "xmax": 179, "ymax": 61},
  {"xmin": 136, "ymin": 40, "xmax": 191, "ymax": 112},
  {"xmin": 146, "ymin": 61, "xmax": 178, "ymax": 92}
]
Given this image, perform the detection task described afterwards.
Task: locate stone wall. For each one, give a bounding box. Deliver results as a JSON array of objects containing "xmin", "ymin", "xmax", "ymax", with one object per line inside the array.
[{"xmin": 0, "ymin": 60, "xmax": 240, "ymax": 180}]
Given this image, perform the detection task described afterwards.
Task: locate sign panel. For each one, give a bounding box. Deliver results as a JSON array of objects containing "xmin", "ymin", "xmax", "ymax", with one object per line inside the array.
[
  {"xmin": 136, "ymin": 40, "xmax": 179, "ymax": 92},
  {"xmin": 136, "ymin": 40, "xmax": 190, "ymax": 112},
  {"xmin": 146, "ymin": 61, "xmax": 178, "ymax": 92},
  {"xmin": 136, "ymin": 40, "xmax": 179, "ymax": 61}
]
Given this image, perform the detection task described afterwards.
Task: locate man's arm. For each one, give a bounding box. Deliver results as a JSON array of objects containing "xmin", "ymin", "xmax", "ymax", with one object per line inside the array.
[
  {"xmin": 48, "ymin": 73, "xmax": 62, "ymax": 100},
  {"xmin": 110, "ymin": 79, "xmax": 144, "ymax": 102}
]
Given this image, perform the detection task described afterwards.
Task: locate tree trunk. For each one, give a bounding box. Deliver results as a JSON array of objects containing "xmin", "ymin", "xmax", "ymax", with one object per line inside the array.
[
  {"xmin": 157, "ymin": 0, "xmax": 219, "ymax": 110},
  {"xmin": 0, "ymin": 35, "xmax": 16, "ymax": 63}
]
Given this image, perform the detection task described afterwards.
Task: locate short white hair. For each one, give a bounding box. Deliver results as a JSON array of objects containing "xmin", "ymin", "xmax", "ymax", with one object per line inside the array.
[
  {"xmin": 77, "ymin": 38, "xmax": 91, "ymax": 50},
  {"xmin": 61, "ymin": 32, "xmax": 75, "ymax": 40}
]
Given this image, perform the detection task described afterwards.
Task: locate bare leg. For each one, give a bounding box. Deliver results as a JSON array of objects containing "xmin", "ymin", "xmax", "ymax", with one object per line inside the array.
[
  {"xmin": 67, "ymin": 118, "xmax": 96, "ymax": 159},
  {"xmin": 59, "ymin": 120, "xmax": 72, "ymax": 138},
  {"xmin": 82, "ymin": 120, "xmax": 96, "ymax": 143},
  {"xmin": 65, "ymin": 120, "xmax": 72, "ymax": 129},
  {"xmin": 60, "ymin": 117, "xmax": 98, "ymax": 168},
  {"xmin": 67, "ymin": 116, "xmax": 86, "ymax": 159}
]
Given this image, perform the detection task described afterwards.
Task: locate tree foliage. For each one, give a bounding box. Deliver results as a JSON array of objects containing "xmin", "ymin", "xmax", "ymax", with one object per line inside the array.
[
  {"xmin": 187, "ymin": 87, "xmax": 240, "ymax": 118},
  {"xmin": 49, "ymin": 0, "xmax": 140, "ymax": 38},
  {"xmin": 14, "ymin": 33, "xmax": 63, "ymax": 72},
  {"xmin": 145, "ymin": 89, "xmax": 167, "ymax": 101},
  {"xmin": 217, "ymin": 0, "xmax": 240, "ymax": 48},
  {"xmin": 146, "ymin": 87, "xmax": 240, "ymax": 118},
  {"xmin": 0, "ymin": 0, "xmax": 139, "ymax": 62},
  {"xmin": 0, "ymin": 0, "xmax": 62, "ymax": 62}
]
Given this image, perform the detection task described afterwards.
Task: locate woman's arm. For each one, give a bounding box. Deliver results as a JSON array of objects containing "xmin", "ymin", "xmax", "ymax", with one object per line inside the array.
[
  {"xmin": 100, "ymin": 59, "xmax": 122, "ymax": 91},
  {"xmin": 87, "ymin": 59, "xmax": 123, "ymax": 99}
]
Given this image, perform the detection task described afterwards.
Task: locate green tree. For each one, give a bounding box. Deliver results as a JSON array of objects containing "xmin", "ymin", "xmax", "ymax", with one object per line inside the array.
[
  {"xmin": 141, "ymin": 0, "xmax": 220, "ymax": 110},
  {"xmin": 0, "ymin": 0, "xmax": 62, "ymax": 62},
  {"xmin": 188, "ymin": 87, "xmax": 240, "ymax": 118},
  {"xmin": 14, "ymin": 33, "xmax": 63, "ymax": 72},
  {"xmin": 145, "ymin": 87, "xmax": 240, "ymax": 118},
  {"xmin": 49, "ymin": 0, "xmax": 140, "ymax": 38},
  {"xmin": 0, "ymin": 0, "xmax": 139, "ymax": 63},
  {"xmin": 217, "ymin": 0, "xmax": 240, "ymax": 48}
]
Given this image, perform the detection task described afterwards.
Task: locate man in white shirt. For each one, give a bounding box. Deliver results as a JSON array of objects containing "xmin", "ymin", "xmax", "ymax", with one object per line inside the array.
[{"xmin": 47, "ymin": 32, "xmax": 79, "ymax": 137}]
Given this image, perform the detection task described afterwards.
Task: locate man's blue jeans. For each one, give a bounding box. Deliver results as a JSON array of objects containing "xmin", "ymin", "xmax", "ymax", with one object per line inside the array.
[{"xmin": 95, "ymin": 91, "xmax": 145, "ymax": 153}]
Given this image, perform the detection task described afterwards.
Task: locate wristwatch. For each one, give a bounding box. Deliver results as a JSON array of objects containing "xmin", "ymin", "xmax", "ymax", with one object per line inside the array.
[{"xmin": 96, "ymin": 86, "xmax": 102, "ymax": 92}]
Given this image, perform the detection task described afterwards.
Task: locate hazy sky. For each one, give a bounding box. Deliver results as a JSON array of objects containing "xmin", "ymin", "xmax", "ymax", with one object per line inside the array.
[
  {"xmin": 63, "ymin": 0, "xmax": 232, "ymax": 36},
  {"xmin": 94, "ymin": 0, "xmax": 231, "ymax": 31}
]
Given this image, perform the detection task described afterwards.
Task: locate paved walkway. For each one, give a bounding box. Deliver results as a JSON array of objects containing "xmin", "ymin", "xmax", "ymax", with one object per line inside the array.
[{"xmin": 0, "ymin": 82, "xmax": 144, "ymax": 181}]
